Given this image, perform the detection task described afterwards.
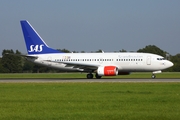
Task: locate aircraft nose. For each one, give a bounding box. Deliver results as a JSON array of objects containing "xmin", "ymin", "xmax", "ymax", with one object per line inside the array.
[{"xmin": 167, "ymin": 61, "xmax": 174, "ymax": 68}]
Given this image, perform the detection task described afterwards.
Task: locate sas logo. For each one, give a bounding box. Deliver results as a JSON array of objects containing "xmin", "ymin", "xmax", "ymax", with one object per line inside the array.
[{"xmin": 28, "ymin": 44, "xmax": 44, "ymax": 52}]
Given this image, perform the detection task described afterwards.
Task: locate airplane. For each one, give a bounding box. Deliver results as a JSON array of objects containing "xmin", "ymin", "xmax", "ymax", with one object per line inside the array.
[{"xmin": 20, "ymin": 20, "xmax": 173, "ymax": 79}]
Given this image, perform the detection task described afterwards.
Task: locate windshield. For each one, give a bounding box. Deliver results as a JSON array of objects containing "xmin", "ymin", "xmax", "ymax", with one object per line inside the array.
[{"xmin": 157, "ymin": 58, "xmax": 165, "ymax": 60}]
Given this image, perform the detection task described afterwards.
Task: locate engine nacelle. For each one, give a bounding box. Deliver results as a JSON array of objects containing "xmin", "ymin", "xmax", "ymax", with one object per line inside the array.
[{"xmin": 97, "ymin": 66, "xmax": 118, "ymax": 76}]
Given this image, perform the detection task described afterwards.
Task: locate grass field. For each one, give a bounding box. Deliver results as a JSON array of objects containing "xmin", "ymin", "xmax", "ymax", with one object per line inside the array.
[
  {"xmin": 0, "ymin": 73, "xmax": 180, "ymax": 119},
  {"xmin": 0, "ymin": 83, "xmax": 180, "ymax": 120},
  {"xmin": 0, "ymin": 72, "xmax": 180, "ymax": 79}
]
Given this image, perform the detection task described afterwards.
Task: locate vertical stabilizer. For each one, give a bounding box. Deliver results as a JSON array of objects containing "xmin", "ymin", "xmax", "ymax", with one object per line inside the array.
[{"xmin": 20, "ymin": 20, "xmax": 63, "ymax": 54}]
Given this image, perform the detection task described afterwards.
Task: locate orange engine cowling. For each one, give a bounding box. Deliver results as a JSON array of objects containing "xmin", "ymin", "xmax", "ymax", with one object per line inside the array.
[{"xmin": 97, "ymin": 66, "xmax": 118, "ymax": 76}]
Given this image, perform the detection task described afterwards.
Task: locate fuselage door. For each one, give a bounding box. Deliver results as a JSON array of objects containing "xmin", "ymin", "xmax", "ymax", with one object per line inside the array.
[{"xmin": 146, "ymin": 56, "xmax": 151, "ymax": 65}]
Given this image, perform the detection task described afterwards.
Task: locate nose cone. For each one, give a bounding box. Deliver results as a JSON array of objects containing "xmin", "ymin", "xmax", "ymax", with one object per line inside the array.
[{"xmin": 167, "ymin": 61, "xmax": 174, "ymax": 68}]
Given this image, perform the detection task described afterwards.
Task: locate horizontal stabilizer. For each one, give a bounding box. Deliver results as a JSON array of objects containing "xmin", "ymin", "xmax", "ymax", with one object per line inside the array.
[{"xmin": 5, "ymin": 53, "xmax": 38, "ymax": 59}]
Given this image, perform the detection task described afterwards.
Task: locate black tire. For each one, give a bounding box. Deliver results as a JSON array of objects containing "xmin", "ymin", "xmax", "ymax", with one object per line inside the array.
[
  {"xmin": 151, "ymin": 74, "xmax": 156, "ymax": 79},
  {"xmin": 87, "ymin": 73, "xmax": 93, "ymax": 79},
  {"xmin": 95, "ymin": 73, "xmax": 102, "ymax": 79}
]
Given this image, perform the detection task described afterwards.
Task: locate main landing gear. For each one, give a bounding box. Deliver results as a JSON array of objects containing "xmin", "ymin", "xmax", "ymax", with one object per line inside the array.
[
  {"xmin": 86, "ymin": 73, "xmax": 93, "ymax": 79},
  {"xmin": 86, "ymin": 73, "xmax": 102, "ymax": 79},
  {"xmin": 95, "ymin": 73, "xmax": 102, "ymax": 79}
]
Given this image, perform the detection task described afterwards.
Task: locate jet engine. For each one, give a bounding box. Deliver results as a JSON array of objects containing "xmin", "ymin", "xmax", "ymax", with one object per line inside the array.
[{"xmin": 97, "ymin": 66, "xmax": 118, "ymax": 76}]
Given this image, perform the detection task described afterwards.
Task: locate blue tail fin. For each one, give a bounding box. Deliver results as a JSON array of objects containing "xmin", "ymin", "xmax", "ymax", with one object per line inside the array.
[{"xmin": 20, "ymin": 20, "xmax": 63, "ymax": 54}]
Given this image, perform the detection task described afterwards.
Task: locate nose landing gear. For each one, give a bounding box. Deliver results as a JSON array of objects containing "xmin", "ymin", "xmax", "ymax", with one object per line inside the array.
[
  {"xmin": 151, "ymin": 71, "xmax": 161, "ymax": 79},
  {"xmin": 151, "ymin": 74, "xmax": 156, "ymax": 79}
]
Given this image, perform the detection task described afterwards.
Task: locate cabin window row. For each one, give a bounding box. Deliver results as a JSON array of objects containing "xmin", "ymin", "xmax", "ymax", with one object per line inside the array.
[
  {"xmin": 55, "ymin": 59, "xmax": 113, "ymax": 62},
  {"xmin": 54, "ymin": 58, "xmax": 143, "ymax": 62},
  {"xmin": 116, "ymin": 59, "xmax": 143, "ymax": 61}
]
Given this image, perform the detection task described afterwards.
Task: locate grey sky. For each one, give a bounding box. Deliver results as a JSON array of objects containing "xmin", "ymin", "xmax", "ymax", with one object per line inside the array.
[{"xmin": 0, "ymin": 0, "xmax": 180, "ymax": 55}]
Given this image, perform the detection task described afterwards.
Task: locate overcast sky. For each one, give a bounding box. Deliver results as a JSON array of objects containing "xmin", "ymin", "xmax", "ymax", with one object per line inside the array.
[{"xmin": 0, "ymin": 0, "xmax": 180, "ymax": 55}]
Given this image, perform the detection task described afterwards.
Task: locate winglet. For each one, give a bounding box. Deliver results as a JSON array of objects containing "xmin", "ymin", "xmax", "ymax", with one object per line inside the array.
[{"xmin": 20, "ymin": 20, "xmax": 63, "ymax": 54}]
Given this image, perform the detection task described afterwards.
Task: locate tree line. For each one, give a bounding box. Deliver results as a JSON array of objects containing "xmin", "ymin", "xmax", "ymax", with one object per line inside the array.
[{"xmin": 0, "ymin": 45, "xmax": 179, "ymax": 73}]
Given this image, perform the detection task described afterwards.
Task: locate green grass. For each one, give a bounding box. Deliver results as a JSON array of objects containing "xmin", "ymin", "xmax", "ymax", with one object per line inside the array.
[
  {"xmin": 0, "ymin": 72, "xmax": 180, "ymax": 79},
  {"xmin": 0, "ymin": 83, "xmax": 180, "ymax": 120}
]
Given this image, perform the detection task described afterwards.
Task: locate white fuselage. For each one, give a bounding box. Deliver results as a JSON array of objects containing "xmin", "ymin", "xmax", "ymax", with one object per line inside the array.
[
  {"xmin": 20, "ymin": 20, "xmax": 174, "ymax": 79},
  {"xmin": 27, "ymin": 52, "xmax": 173, "ymax": 73}
]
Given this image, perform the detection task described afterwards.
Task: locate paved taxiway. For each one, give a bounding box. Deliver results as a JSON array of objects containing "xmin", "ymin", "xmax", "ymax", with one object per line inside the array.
[{"xmin": 0, "ymin": 79, "xmax": 180, "ymax": 83}]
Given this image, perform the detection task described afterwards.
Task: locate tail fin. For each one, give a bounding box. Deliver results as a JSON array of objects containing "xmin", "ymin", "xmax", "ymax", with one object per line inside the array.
[{"xmin": 20, "ymin": 20, "xmax": 63, "ymax": 54}]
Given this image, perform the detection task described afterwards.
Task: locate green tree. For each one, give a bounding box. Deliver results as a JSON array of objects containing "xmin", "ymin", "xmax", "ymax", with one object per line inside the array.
[
  {"xmin": 96, "ymin": 49, "xmax": 104, "ymax": 53},
  {"xmin": 0, "ymin": 57, "xmax": 5, "ymax": 73},
  {"xmin": 119, "ymin": 49, "xmax": 127, "ymax": 52},
  {"xmin": 1, "ymin": 49, "xmax": 23, "ymax": 73},
  {"xmin": 137, "ymin": 45, "xmax": 167, "ymax": 57},
  {"xmin": 58, "ymin": 49, "xmax": 71, "ymax": 53},
  {"xmin": 23, "ymin": 60, "xmax": 34, "ymax": 73},
  {"xmin": 32, "ymin": 64, "xmax": 58, "ymax": 73},
  {"xmin": 168, "ymin": 54, "xmax": 180, "ymax": 72}
]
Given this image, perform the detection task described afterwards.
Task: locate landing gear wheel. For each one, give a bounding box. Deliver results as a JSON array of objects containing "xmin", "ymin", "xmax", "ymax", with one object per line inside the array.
[
  {"xmin": 95, "ymin": 73, "xmax": 102, "ymax": 79},
  {"xmin": 151, "ymin": 74, "xmax": 156, "ymax": 79},
  {"xmin": 87, "ymin": 73, "xmax": 93, "ymax": 79}
]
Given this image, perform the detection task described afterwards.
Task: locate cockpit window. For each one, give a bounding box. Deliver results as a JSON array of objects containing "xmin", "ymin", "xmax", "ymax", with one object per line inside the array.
[{"xmin": 157, "ymin": 58, "xmax": 165, "ymax": 60}]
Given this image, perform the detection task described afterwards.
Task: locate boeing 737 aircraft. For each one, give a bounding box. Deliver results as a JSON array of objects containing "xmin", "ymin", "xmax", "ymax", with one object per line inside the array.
[{"xmin": 20, "ymin": 20, "xmax": 173, "ymax": 79}]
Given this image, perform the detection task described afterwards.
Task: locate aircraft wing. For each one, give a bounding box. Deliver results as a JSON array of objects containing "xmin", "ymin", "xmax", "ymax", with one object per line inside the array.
[
  {"xmin": 65, "ymin": 63, "xmax": 98, "ymax": 70},
  {"xmin": 48, "ymin": 60, "xmax": 99, "ymax": 71}
]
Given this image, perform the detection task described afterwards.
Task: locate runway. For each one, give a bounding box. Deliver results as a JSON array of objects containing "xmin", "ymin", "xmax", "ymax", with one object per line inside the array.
[{"xmin": 0, "ymin": 78, "xmax": 180, "ymax": 83}]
